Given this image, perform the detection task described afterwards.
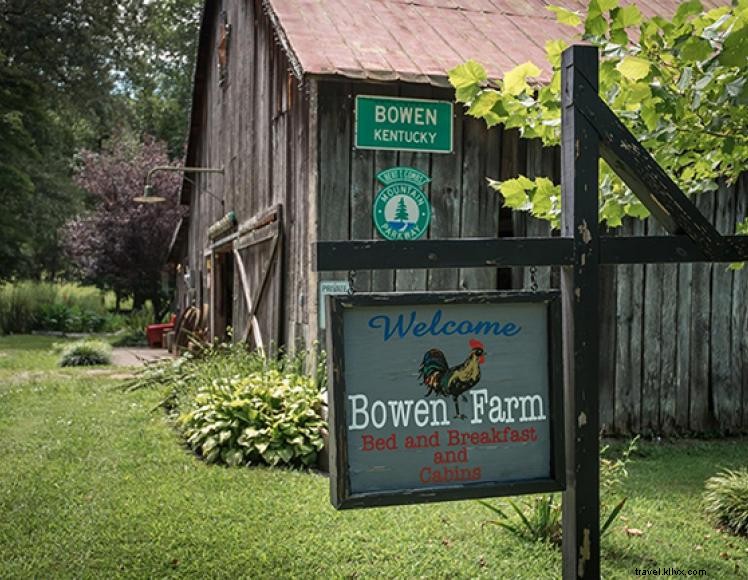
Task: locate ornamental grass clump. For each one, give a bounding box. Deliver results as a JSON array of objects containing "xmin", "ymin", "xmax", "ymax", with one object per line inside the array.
[
  {"xmin": 178, "ymin": 370, "xmax": 325, "ymax": 468},
  {"xmin": 704, "ymin": 468, "xmax": 748, "ymax": 537},
  {"xmin": 58, "ymin": 339, "xmax": 112, "ymax": 367}
]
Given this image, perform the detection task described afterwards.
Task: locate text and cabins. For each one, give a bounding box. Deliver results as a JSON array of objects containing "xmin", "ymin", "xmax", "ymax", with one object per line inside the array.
[{"xmin": 346, "ymin": 307, "xmax": 549, "ymax": 486}]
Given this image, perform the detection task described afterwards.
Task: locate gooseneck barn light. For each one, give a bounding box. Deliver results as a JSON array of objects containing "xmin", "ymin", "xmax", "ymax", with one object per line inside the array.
[{"xmin": 134, "ymin": 165, "xmax": 225, "ymax": 205}]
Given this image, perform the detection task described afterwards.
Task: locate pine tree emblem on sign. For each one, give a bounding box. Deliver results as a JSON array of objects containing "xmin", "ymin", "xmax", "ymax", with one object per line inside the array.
[{"xmin": 373, "ymin": 167, "xmax": 432, "ymax": 241}]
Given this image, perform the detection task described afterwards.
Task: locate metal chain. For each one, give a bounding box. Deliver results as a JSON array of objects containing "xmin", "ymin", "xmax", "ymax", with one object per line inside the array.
[
  {"xmin": 529, "ymin": 265, "xmax": 538, "ymax": 292},
  {"xmin": 347, "ymin": 270, "xmax": 356, "ymax": 295}
]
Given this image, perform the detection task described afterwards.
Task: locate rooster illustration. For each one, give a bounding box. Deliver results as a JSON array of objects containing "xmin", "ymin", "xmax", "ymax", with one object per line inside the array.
[{"xmin": 418, "ymin": 339, "xmax": 486, "ymax": 418}]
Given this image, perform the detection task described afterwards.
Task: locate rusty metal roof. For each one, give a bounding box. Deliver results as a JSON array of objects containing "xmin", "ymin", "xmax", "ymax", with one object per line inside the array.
[{"xmin": 265, "ymin": 0, "xmax": 724, "ymax": 86}]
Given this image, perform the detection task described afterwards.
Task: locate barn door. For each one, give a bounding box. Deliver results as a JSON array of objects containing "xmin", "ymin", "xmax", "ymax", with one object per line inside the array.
[{"xmin": 232, "ymin": 204, "xmax": 283, "ymax": 353}]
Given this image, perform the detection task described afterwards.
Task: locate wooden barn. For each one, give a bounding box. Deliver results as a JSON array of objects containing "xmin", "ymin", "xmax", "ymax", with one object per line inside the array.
[{"xmin": 172, "ymin": 0, "xmax": 746, "ymax": 436}]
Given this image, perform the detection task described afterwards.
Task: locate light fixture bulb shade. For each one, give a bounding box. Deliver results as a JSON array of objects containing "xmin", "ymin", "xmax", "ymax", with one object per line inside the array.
[{"xmin": 134, "ymin": 184, "xmax": 166, "ymax": 204}]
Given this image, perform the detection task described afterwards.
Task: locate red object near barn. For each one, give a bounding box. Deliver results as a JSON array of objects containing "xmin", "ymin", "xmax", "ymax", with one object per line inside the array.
[{"xmin": 146, "ymin": 315, "xmax": 176, "ymax": 348}]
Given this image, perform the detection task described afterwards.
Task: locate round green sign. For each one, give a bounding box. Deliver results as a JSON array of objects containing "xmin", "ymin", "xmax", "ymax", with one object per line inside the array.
[{"xmin": 373, "ymin": 182, "xmax": 431, "ymax": 241}]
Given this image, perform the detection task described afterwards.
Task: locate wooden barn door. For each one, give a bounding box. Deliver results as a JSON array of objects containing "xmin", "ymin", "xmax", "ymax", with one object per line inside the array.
[{"xmin": 232, "ymin": 205, "xmax": 283, "ymax": 353}]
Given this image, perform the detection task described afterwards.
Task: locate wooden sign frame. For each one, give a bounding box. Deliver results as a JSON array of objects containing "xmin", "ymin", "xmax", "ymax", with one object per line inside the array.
[{"xmin": 326, "ymin": 291, "xmax": 565, "ymax": 509}]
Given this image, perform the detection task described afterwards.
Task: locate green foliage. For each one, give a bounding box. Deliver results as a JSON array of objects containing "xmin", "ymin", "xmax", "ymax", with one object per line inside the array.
[
  {"xmin": 0, "ymin": 1, "xmax": 201, "ymax": 280},
  {"xmin": 109, "ymin": 306, "xmax": 154, "ymax": 347},
  {"xmin": 480, "ymin": 436, "xmax": 638, "ymax": 546},
  {"xmin": 178, "ymin": 371, "xmax": 326, "ymax": 468},
  {"xmin": 0, "ymin": 281, "xmax": 119, "ymax": 334},
  {"xmin": 125, "ymin": 341, "xmax": 327, "ymax": 468},
  {"xmin": 58, "ymin": 339, "xmax": 112, "ymax": 367},
  {"xmin": 480, "ymin": 496, "xmax": 562, "ymax": 545},
  {"xmin": 704, "ymin": 468, "xmax": 748, "ymax": 536},
  {"xmin": 450, "ymin": 1, "xmax": 748, "ymax": 229}
]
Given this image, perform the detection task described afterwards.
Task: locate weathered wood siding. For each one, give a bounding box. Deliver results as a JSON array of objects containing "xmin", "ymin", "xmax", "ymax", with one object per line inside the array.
[
  {"xmin": 317, "ymin": 81, "xmax": 748, "ymax": 434},
  {"xmin": 316, "ymin": 80, "xmax": 517, "ymax": 295},
  {"xmin": 183, "ymin": 0, "xmax": 313, "ymax": 351}
]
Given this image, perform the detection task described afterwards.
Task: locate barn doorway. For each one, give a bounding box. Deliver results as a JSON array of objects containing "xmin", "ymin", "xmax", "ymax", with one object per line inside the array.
[{"xmin": 212, "ymin": 246, "xmax": 234, "ymax": 340}]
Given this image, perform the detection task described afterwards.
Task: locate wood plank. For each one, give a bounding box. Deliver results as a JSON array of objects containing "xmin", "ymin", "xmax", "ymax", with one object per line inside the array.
[
  {"xmin": 317, "ymin": 81, "xmax": 352, "ymax": 331},
  {"xmin": 711, "ymin": 183, "xmax": 737, "ymax": 431},
  {"xmin": 689, "ymin": 191, "xmax": 715, "ymax": 432},
  {"xmin": 736, "ymin": 176, "xmax": 748, "ymax": 430},
  {"xmin": 524, "ymin": 139, "xmax": 553, "ymax": 290},
  {"xmin": 428, "ymin": 94, "xmax": 463, "ymax": 291},
  {"xmin": 599, "ymin": 261, "xmax": 616, "ymax": 433},
  {"xmin": 614, "ymin": 220, "xmax": 635, "ymax": 433},
  {"xmin": 348, "ymin": 143, "xmax": 374, "ymax": 292},
  {"xmin": 629, "ymin": 218, "xmax": 645, "ymax": 434},
  {"xmin": 659, "ymin": 259, "xmax": 678, "ymax": 435},
  {"xmin": 560, "ymin": 45, "xmax": 601, "ymax": 580},
  {"xmin": 642, "ymin": 219, "xmax": 663, "ymax": 435},
  {"xmin": 573, "ymin": 76, "xmax": 731, "ymax": 259},
  {"xmin": 460, "ymin": 116, "xmax": 500, "ymax": 289},
  {"xmin": 500, "ymin": 128, "xmax": 523, "ymax": 289},
  {"xmin": 675, "ymin": 260, "xmax": 693, "ymax": 432},
  {"xmin": 395, "ymin": 83, "xmax": 432, "ymax": 292},
  {"xmin": 315, "ymin": 238, "xmax": 575, "ymax": 271},
  {"xmin": 305, "ymin": 79, "xmax": 320, "ymax": 369}
]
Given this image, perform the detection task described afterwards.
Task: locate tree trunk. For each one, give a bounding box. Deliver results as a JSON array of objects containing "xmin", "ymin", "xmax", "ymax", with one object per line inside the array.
[{"xmin": 133, "ymin": 291, "xmax": 147, "ymax": 313}]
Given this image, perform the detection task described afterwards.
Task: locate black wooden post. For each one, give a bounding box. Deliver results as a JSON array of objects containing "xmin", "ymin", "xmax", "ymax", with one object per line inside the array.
[{"xmin": 561, "ymin": 45, "xmax": 601, "ymax": 579}]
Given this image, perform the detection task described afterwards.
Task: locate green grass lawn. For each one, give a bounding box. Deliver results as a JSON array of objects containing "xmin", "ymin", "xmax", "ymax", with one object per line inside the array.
[{"xmin": 0, "ymin": 335, "xmax": 746, "ymax": 579}]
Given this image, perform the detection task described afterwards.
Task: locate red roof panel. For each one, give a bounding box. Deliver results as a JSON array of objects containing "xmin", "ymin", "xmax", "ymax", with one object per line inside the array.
[{"xmin": 264, "ymin": 0, "xmax": 730, "ymax": 86}]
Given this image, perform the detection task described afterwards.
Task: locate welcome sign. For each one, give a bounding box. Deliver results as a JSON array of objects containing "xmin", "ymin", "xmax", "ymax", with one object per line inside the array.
[{"xmin": 326, "ymin": 292, "xmax": 564, "ymax": 509}]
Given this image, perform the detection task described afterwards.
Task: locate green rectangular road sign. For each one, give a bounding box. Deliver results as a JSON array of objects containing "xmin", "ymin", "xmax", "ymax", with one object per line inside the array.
[{"xmin": 355, "ymin": 95, "xmax": 453, "ymax": 154}]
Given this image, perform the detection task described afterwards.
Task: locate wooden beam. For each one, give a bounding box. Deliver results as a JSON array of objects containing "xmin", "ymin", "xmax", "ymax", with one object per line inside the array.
[
  {"xmin": 315, "ymin": 238, "xmax": 574, "ymax": 271},
  {"xmin": 561, "ymin": 45, "xmax": 601, "ymax": 580},
  {"xmin": 572, "ymin": 75, "xmax": 732, "ymax": 260},
  {"xmin": 600, "ymin": 235, "xmax": 748, "ymax": 264},
  {"xmin": 232, "ymin": 248, "xmax": 265, "ymax": 354}
]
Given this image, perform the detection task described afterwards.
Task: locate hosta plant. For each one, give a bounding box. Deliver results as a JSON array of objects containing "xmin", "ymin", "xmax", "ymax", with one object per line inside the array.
[
  {"xmin": 58, "ymin": 339, "xmax": 112, "ymax": 367},
  {"xmin": 704, "ymin": 468, "xmax": 748, "ymax": 536},
  {"xmin": 178, "ymin": 370, "xmax": 326, "ymax": 468}
]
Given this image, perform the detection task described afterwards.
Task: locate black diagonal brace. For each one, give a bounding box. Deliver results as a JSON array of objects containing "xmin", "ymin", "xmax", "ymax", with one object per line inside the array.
[{"xmin": 572, "ymin": 73, "xmax": 732, "ymax": 260}]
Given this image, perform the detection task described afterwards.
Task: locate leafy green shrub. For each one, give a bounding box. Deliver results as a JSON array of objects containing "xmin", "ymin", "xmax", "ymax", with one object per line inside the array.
[
  {"xmin": 480, "ymin": 436, "xmax": 637, "ymax": 545},
  {"xmin": 58, "ymin": 339, "xmax": 112, "ymax": 367},
  {"xmin": 0, "ymin": 281, "xmax": 57, "ymax": 334},
  {"xmin": 109, "ymin": 306, "xmax": 153, "ymax": 346},
  {"xmin": 704, "ymin": 468, "xmax": 748, "ymax": 536},
  {"xmin": 0, "ymin": 281, "xmax": 115, "ymax": 334},
  {"xmin": 125, "ymin": 341, "xmax": 327, "ymax": 469},
  {"xmin": 179, "ymin": 371, "xmax": 325, "ymax": 467}
]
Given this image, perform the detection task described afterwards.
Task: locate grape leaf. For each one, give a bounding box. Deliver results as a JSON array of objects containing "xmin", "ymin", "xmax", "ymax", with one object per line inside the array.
[
  {"xmin": 496, "ymin": 177, "xmax": 533, "ymax": 210},
  {"xmin": 674, "ymin": 0, "xmax": 704, "ymax": 25},
  {"xmin": 616, "ymin": 56, "xmax": 651, "ymax": 80},
  {"xmin": 611, "ymin": 5, "xmax": 642, "ymax": 28},
  {"xmin": 679, "ymin": 37, "xmax": 713, "ymax": 62},
  {"xmin": 468, "ymin": 91, "xmax": 501, "ymax": 117},
  {"xmin": 719, "ymin": 20, "xmax": 748, "ymax": 66},
  {"xmin": 546, "ymin": 5, "xmax": 582, "ymax": 27},
  {"xmin": 545, "ymin": 39, "xmax": 568, "ymax": 68},
  {"xmin": 503, "ymin": 62, "xmax": 542, "ymax": 96},
  {"xmin": 449, "ymin": 60, "xmax": 487, "ymax": 91}
]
